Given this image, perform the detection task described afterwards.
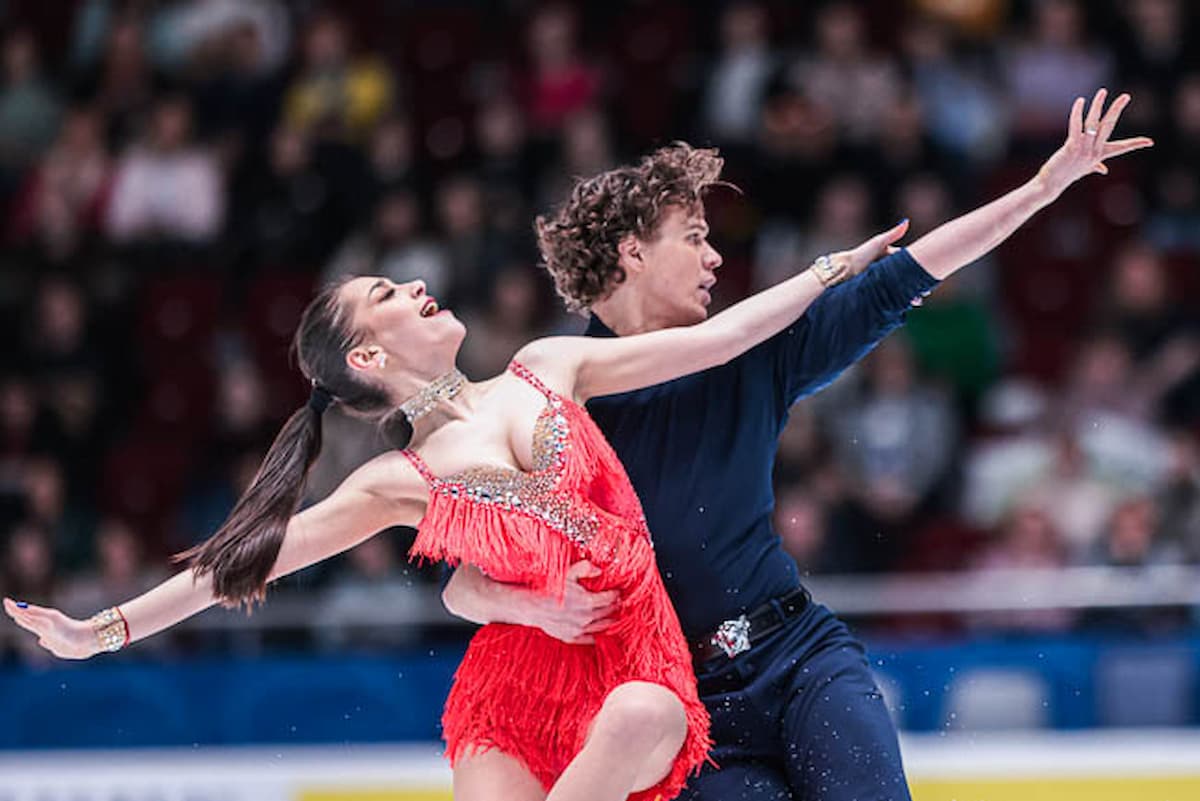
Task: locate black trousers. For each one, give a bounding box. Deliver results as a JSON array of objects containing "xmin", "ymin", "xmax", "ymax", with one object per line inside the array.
[{"xmin": 680, "ymin": 603, "xmax": 911, "ymax": 801}]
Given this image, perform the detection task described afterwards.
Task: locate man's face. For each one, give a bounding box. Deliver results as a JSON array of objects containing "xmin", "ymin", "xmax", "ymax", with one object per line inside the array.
[{"xmin": 635, "ymin": 206, "xmax": 723, "ymax": 327}]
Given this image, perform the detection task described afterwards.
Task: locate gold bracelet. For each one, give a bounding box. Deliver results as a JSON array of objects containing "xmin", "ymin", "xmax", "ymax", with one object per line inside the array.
[
  {"xmin": 809, "ymin": 253, "xmax": 854, "ymax": 288},
  {"xmin": 90, "ymin": 607, "xmax": 130, "ymax": 653}
]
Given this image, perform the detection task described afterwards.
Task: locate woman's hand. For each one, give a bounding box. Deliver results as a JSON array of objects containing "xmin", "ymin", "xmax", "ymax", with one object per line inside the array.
[
  {"xmin": 3, "ymin": 597, "xmax": 99, "ymax": 660},
  {"xmin": 1034, "ymin": 89, "xmax": 1154, "ymax": 201},
  {"xmin": 839, "ymin": 218, "xmax": 912, "ymax": 278}
]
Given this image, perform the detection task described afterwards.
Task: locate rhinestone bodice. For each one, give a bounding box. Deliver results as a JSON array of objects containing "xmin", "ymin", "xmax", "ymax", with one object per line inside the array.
[
  {"xmin": 444, "ymin": 394, "xmax": 562, "ymax": 482},
  {"xmin": 403, "ymin": 362, "xmax": 646, "ymax": 574}
]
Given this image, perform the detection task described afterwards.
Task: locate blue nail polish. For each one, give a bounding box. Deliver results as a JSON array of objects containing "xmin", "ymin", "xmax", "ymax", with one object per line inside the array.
[{"xmin": 16, "ymin": 601, "xmax": 28, "ymax": 609}]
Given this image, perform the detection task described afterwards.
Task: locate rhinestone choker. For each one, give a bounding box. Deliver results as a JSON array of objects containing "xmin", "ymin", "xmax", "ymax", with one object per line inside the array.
[{"xmin": 399, "ymin": 368, "xmax": 467, "ymax": 424}]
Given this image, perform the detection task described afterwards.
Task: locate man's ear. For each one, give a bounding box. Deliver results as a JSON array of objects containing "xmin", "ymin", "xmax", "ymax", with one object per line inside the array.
[{"xmin": 616, "ymin": 233, "xmax": 645, "ymax": 277}]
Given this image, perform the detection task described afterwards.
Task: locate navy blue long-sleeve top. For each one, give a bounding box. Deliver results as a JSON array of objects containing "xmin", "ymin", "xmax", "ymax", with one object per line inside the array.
[{"xmin": 584, "ymin": 249, "xmax": 940, "ymax": 641}]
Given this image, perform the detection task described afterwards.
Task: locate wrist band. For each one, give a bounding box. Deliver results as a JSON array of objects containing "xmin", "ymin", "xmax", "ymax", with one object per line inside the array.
[
  {"xmin": 90, "ymin": 606, "xmax": 130, "ymax": 653},
  {"xmin": 810, "ymin": 253, "xmax": 853, "ymax": 288}
]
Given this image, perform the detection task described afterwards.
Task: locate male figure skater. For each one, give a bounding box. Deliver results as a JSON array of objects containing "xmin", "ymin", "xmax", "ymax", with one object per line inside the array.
[{"xmin": 445, "ymin": 91, "xmax": 1149, "ymax": 799}]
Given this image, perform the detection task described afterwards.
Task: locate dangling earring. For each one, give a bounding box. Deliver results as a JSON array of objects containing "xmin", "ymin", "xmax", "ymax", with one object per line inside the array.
[{"xmin": 375, "ymin": 351, "xmax": 388, "ymax": 369}]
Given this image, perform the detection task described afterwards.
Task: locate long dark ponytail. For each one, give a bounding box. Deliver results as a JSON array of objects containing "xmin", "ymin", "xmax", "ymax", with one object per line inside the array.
[{"xmin": 176, "ymin": 280, "xmax": 406, "ymax": 607}]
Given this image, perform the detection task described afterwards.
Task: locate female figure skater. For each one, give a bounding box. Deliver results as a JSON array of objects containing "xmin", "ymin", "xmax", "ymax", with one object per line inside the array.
[{"xmin": 2, "ymin": 148, "xmax": 911, "ymax": 800}]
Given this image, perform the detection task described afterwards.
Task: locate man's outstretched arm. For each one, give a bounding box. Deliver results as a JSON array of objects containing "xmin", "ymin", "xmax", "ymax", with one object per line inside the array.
[
  {"xmin": 777, "ymin": 89, "xmax": 1151, "ymax": 403},
  {"xmin": 908, "ymin": 90, "xmax": 1150, "ymax": 278}
]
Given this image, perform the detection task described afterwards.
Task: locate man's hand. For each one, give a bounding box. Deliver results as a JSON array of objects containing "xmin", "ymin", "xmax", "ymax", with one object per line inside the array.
[
  {"xmin": 903, "ymin": 90, "xmax": 1153, "ymax": 281},
  {"xmin": 525, "ymin": 560, "xmax": 619, "ymax": 645},
  {"xmin": 443, "ymin": 561, "xmax": 619, "ymax": 644},
  {"xmin": 1034, "ymin": 88, "xmax": 1154, "ymax": 201}
]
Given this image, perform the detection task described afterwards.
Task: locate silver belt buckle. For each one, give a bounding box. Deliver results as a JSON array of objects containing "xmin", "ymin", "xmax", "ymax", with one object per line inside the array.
[{"xmin": 711, "ymin": 615, "xmax": 751, "ymax": 658}]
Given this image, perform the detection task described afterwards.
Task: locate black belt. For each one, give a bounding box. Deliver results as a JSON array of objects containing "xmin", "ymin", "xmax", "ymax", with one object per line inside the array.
[{"xmin": 691, "ymin": 586, "xmax": 811, "ymax": 664}]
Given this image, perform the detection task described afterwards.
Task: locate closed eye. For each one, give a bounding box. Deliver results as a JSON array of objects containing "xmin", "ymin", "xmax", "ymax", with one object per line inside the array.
[{"xmin": 378, "ymin": 287, "xmax": 396, "ymax": 303}]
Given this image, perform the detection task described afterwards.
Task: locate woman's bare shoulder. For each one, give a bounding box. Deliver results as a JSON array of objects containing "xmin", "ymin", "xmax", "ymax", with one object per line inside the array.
[
  {"xmin": 345, "ymin": 449, "xmax": 428, "ymax": 506},
  {"xmin": 511, "ymin": 337, "xmax": 581, "ymax": 396}
]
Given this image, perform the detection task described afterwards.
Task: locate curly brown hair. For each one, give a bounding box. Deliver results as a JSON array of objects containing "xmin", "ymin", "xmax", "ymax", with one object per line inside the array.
[{"xmin": 535, "ymin": 142, "xmax": 726, "ymax": 312}]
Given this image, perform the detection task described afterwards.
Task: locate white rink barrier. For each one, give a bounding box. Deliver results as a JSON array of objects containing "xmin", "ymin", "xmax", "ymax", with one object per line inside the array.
[
  {"xmin": 901, "ymin": 729, "xmax": 1200, "ymax": 801},
  {"xmin": 2, "ymin": 730, "xmax": 1200, "ymax": 800}
]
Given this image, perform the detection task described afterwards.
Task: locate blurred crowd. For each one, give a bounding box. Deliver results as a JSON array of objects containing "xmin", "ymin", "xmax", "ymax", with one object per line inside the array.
[{"xmin": 0, "ymin": 0, "xmax": 1198, "ymax": 662}]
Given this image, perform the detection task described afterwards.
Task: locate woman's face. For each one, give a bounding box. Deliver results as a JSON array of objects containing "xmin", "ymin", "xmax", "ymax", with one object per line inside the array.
[{"xmin": 339, "ymin": 276, "xmax": 466, "ymax": 376}]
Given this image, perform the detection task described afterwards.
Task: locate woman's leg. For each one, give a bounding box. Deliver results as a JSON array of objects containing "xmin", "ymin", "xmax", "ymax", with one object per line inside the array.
[
  {"xmin": 455, "ymin": 746, "xmax": 548, "ymax": 801},
  {"xmin": 546, "ymin": 680, "xmax": 688, "ymax": 801}
]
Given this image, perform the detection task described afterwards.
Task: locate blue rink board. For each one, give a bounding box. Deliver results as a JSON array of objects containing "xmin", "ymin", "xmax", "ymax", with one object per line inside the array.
[{"xmin": 1, "ymin": 635, "xmax": 1197, "ymax": 749}]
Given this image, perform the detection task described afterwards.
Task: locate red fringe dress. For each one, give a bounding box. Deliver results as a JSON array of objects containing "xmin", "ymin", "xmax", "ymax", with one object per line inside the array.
[{"xmin": 402, "ymin": 361, "xmax": 711, "ymax": 800}]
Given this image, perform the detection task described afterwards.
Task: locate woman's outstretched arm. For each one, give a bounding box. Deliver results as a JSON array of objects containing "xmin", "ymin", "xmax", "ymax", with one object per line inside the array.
[
  {"xmin": 520, "ymin": 221, "xmax": 908, "ymax": 402},
  {"xmin": 3, "ymin": 452, "xmax": 423, "ymax": 659}
]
